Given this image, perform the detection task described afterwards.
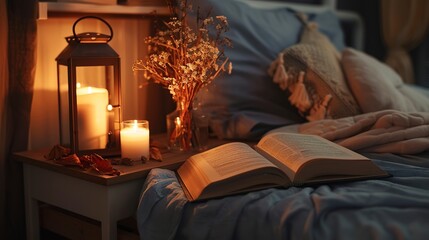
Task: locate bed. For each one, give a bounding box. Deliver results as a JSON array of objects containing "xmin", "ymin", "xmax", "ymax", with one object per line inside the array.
[{"xmin": 136, "ymin": 0, "xmax": 429, "ymax": 239}]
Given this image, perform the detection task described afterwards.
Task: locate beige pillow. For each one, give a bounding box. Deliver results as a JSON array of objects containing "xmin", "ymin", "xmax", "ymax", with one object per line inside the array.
[
  {"xmin": 269, "ymin": 23, "xmax": 361, "ymax": 121},
  {"xmin": 342, "ymin": 48, "xmax": 429, "ymax": 112}
]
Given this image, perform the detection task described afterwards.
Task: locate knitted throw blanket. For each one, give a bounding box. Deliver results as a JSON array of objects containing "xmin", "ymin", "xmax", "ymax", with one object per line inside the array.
[{"xmin": 297, "ymin": 110, "xmax": 429, "ymax": 154}]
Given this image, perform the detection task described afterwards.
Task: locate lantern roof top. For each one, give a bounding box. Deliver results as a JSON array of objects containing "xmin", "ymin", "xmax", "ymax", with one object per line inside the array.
[{"xmin": 56, "ymin": 40, "xmax": 119, "ymax": 65}]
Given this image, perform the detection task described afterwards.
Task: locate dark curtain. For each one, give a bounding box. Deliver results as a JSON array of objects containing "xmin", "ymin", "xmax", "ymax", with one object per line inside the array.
[
  {"xmin": 4, "ymin": 0, "xmax": 38, "ymax": 239},
  {"xmin": 381, "ymin": 0, "xmax": 429, "ymax": 84},
  {"xmin": 0, "ymin": 0, "xmax": 7, "ymax": 237}
]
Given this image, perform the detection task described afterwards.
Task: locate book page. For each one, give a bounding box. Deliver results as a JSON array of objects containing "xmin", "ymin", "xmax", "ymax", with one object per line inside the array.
[
  {"xmin": 257, "ymin": 133, "xmax": 366, "ymax": 173},
  {"xmin": 177, "ymin": 142, "xmax": 288, "ymax": 201},
  {"xmin": 192, "ymin": 142, "xmax": 277, "ymax": 182}
]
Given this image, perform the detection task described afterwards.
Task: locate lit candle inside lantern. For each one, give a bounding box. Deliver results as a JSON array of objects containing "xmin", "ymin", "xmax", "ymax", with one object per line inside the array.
[
  {"xmin": 120, "ymin": 120, "xmax": 150, "ymax": 161},
  {"xmin": 76, "ymin": 85, "xmax": 108, "ymax": 150}
]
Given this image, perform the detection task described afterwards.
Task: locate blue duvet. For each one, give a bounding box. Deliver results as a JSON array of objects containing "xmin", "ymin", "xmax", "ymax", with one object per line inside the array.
[{"xmin": 137, "ymin": 152, "xmax": 429, "ymax": 240}]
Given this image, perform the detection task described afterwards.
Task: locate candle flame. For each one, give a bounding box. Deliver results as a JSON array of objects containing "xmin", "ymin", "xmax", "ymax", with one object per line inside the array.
[
  {"xmin": 133, "ymin": 120, "xmax": 138, "ymax": 129},
  {"xmin": 76, "ymin": 82, "xmax": 81, "ymax": 88}
]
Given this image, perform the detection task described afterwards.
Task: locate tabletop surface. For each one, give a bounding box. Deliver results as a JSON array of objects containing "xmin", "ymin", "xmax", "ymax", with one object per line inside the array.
[{"xmin": 14, "ymin": 135, "xmax": 230, "ymax": 186}]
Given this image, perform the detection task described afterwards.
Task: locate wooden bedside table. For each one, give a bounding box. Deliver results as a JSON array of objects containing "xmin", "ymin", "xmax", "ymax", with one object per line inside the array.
[{"xmin": 14, "ymin": 136, "xmax": 228, "ymax": 240}]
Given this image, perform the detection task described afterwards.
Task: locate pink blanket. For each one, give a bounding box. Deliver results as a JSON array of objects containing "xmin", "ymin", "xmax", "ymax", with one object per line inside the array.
[{"xmin": 297, "ymin": 110, "xmax": 429, "ymax": 154}]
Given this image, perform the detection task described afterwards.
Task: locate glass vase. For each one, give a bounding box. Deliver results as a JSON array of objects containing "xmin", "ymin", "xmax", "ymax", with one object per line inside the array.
[
  {"xmin": 166, "ymin": 101, "xmax": 193, "ymax": 152},
  {"xmin": 191, "ymin": 98, "xmax": 209, "ymax": 151}
]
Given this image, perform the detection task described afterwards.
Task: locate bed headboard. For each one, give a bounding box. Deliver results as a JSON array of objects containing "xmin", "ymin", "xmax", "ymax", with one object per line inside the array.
[
  {"xmin": 236, "ymin": 0, "xmax": 364, "ymax": 50},
  {"xmin": 189, "ymin": 0, "xmax": 368, "ymax": 140}
]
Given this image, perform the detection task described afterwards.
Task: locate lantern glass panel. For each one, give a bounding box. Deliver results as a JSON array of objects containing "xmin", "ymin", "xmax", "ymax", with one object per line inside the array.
[
  {"xmin": 75, "ymin": 65, "xmax": 117, "ymax": 151},
  {"xmin": 58, "ymin": 63, "xmax": 121, "ymax": 155},
  {"xmin": 76, "ymin": 66, "xmax": 107, "ymax": 89},
  {"xmin": 75, "ymin": 66, "xmax": 108, "ymax": 150},
  {"xmin": 58, "ymin": 64, "xmax": 70, "ymax": 147}
]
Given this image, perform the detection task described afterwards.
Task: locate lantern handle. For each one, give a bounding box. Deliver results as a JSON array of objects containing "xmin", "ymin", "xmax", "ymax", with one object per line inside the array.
[{"xmin": 72, "ymin": 16, "xmax": 114, "ymax": 42}]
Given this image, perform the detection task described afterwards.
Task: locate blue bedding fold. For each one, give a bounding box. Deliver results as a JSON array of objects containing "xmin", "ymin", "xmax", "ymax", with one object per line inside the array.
[{"xmin": 137, "ymin": 153, "xmax": 429, "ymax": 240}]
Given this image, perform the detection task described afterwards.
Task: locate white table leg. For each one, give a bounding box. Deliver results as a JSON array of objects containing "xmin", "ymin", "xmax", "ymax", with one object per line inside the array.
[
  {"xmin": 101, "ymin": 215, "xmax": 117, "ymax": 240},
  {"xmin": 25, "ymin": 198, "xmax": 40, "ymax": 240},
  {"xmin": 24, "ymin": 165, "xmax": 40, "ymax": 240}
]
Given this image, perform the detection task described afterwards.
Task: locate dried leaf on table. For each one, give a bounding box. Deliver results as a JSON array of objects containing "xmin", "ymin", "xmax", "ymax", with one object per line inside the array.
[
  {"xmin": 44, "ymin": 144, "xmax": 71, "ymax": 160},
  {"xmin": 56, "ymin": 154, "xmax": 82, "ymax": 167},
  {"xmin": 44, "ymin": 144, "xmax": 122, "ymax": 176},
  {"xmin": 89, "ymin": 153, "xmax": 120, "ymax": 176},
  {"xmin": 150, "ymin": 146, "xmax": 163, "ymax": 162},
  {"xmin": 79, "ymin": 155, "xmax": 93, "ymax": 169}
]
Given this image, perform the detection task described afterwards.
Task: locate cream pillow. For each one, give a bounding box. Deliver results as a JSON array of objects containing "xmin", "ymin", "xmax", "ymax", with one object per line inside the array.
[
  {"xmin": 269, "ymin": 23, "xmax": 361, "ymax": 121},
  {"xmin": 342, "ymin": 48, "xmax": 429, "ymax": 112}
]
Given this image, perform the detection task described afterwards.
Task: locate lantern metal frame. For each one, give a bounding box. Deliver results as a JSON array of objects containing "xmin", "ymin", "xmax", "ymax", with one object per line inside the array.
[{"xmin": 56, "ymin": 16, "xmax": 121, "ymax": 157}]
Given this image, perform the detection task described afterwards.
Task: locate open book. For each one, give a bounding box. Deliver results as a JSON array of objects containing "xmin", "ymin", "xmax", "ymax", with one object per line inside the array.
[{"xmin": 177, "ymin": 132, "xmax": 389, "ymax": 201}]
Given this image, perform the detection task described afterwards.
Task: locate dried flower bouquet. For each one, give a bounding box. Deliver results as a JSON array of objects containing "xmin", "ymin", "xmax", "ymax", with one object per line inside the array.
[{"xmin": 133, "ymin": 0, "xmax": 232, "ymax": 151}]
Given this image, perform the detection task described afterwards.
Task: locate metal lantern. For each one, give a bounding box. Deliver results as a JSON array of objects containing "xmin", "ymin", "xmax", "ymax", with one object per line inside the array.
[{"xmin": 56, "ymin": 16, "xmax": 121, "ymax": 156}]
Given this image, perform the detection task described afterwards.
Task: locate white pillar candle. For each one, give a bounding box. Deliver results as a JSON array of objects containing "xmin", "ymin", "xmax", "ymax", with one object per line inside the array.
[
  {"xmin": 76, "ymin": 86, "xmax": 108, "ymax": 150},
  {"xmin": 121, "ymin": 120, "xmax": 150, "ymax": 161}
]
